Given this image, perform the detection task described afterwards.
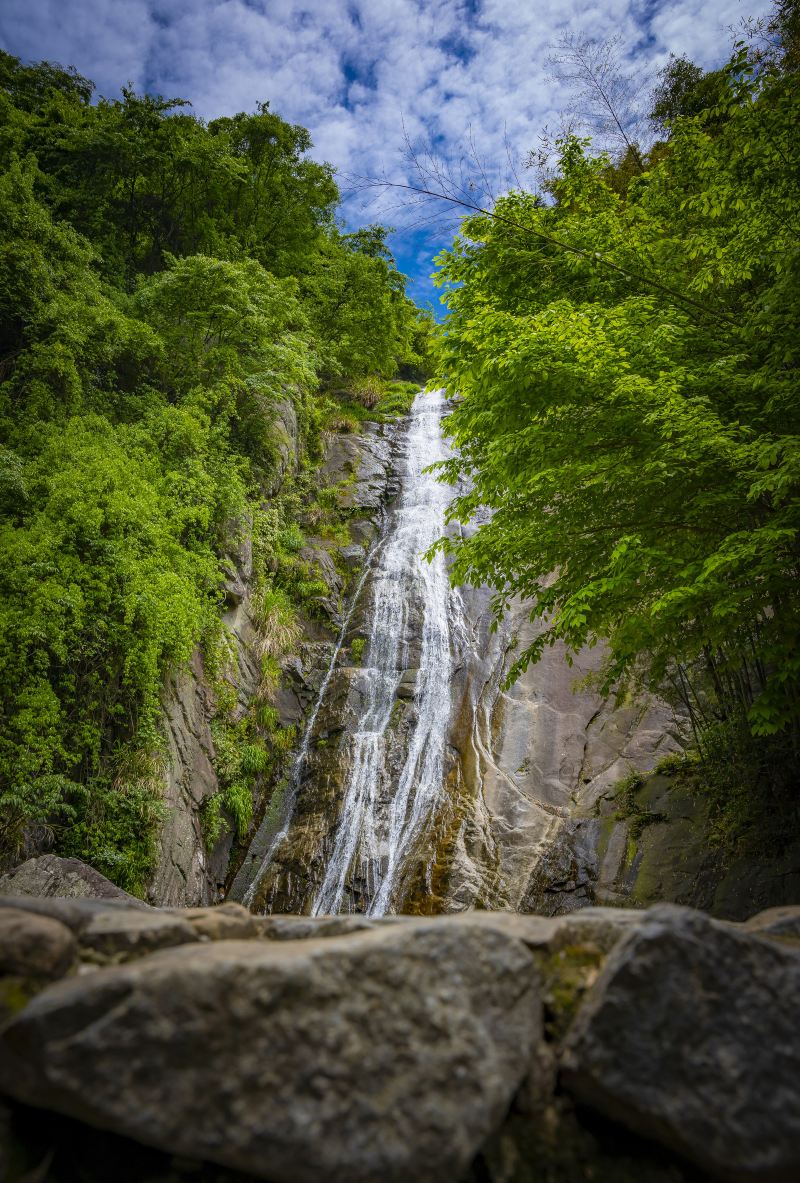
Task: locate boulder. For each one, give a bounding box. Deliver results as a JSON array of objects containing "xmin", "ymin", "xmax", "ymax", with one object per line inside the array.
[
  {"xmin": 0, "ymin": 855, "xmax": 144, "ymax": 903},
  {"xmin": 743, "ymin": 904, "xmax": 800, "ymax": 941},
  {"xmin": 175, "ymin": 901, "xmax": 259, "ymax": 941},
  {"xmin": 0, "ymin": 895, "xmax": 151, "ymax": 934},
  {"xmin": 0, "ymin": 921, "xmax": 540, "ymax": 1183},
  {"xmin": 0, "ymin": 907, "xmax": 76, "ymax": 979},
  {"xmin": 256, "ymin": 913, "xmax": 385, "ymax": 940},
  {"xmin": 561, "ymin": 904, "xmax": 800, "ymax": 1181},
  {"xmin": 432, "ymin": 905, "xmax": 644, "ymax": 955},
  {"xmin": 78, "ymin": 908, "xmax": 200, "ymax": 960}
]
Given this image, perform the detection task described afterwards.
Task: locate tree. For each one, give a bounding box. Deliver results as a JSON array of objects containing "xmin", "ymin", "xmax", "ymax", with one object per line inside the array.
[
  {"xmin": 432, "ymin": 35, "xmax": 800, "ymax": 749},
  {"xmin": 547, "ymin": 32, "xmax": 650, "ymax": 167},
  {"xmin": 649, "ymin": 56, "xmax": 728, "ymax": 137},
  {"xmin": 0, "ymin": 51, "xmax": 426, "ymax": 886}
]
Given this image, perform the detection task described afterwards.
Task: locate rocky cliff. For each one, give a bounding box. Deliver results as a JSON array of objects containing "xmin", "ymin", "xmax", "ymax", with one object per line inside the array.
[
  {"xmin": 150, "ymin": 406, "xmax": 402, "ymax": 908},
  {"xmin": 230, "ymin": 395, "xmax": 682, "ymax": 916},
  {"xmin": 151, "ymin": 395, "xmax": 797, "ymax": 922}
]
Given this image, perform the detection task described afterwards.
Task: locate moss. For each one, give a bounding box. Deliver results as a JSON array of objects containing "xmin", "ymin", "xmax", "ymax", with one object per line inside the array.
[
  {"xmin": 541, "ymin": 943, "xmax": 606, "ymax": 1042},
  {"xmin": 350, "ymin": 637, "xmax": 366, "ymax": 664},
  {"xmin": 594, "ymin": 814, "xmax": 616, "ymax": 865},
  {"xmin": 402, "ymin": 788, "xmax": 466, "ymax": 915},
  {"xmin": 264, "ymin": 779, "xmax": 289, "ymax": 828},
  {"xmin": 612, "ymin": 770, "xmax": 668, "ymax": 840},
  {"xmin": 474, "ymin": 1105, "xmax": 697, "ymax": 1183},
  {"xmin": 0, "ymin": 976, "xmax": 40, "ymax": 1023},
  {"xmin": 624, "ymin": 833, "xmax": 639, "ymax": 870}
]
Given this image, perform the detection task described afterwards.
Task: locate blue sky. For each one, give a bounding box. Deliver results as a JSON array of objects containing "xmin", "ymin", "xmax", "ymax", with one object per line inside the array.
[{"xmin": 0, "ymin": 0, "xmax": 772, "ymax": 310}]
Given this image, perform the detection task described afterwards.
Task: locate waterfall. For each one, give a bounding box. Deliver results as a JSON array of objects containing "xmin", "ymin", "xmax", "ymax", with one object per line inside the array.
[
  {"xmin": 312, "ymin": 389, "xmax": 454, "ymax": 916},
  {"xmin": 235, "ymin": 389, "xmax": 457, "ymax": 916}
]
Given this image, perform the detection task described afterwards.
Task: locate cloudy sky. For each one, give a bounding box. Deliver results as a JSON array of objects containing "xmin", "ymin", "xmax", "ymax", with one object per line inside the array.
[{"xmin": 0, "ymin": 0, "xmax": 771, "ymax": 307}]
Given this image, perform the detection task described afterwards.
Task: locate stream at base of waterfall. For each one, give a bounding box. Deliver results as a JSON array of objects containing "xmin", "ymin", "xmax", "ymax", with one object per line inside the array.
[{"xmin": 239, "ymin": 389, "xmax": 460, "ymax": 917}]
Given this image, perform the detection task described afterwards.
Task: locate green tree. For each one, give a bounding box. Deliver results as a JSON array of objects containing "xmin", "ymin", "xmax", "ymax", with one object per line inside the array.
[
  {"xmin": 432, "ymin": 34, "xmax": 800, "ymax": 747},
  {"xmin": 0, "ymin": 50, "xmax": 427, "ymax": 887}
]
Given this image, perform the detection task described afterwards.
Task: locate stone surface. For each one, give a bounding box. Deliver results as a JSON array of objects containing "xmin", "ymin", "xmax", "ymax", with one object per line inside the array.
[
  {"xmin": 0, "ymin": 907, "xmax": 76, "ymax": 979},
  {"xmin": 436, "ymin": 592, "xmax": 681, "ymax": 915},
  {"xmin": 0, "ymin": 855, "xmax": 143, "ymax": 903},
  {"xmin": 561, "ymin": 904, "xmax": 800, "ymax": 1181},
  {"xmin": 321, "ymin": 425, "xmax": 394, "ymax": 512},
  {"xmin": 78, "ymin": 908, "xmax": 200, "ymax": 959},
  {"xmin": 0, "ymin": 921, "xmax": 540, "ymax": 1183},
  {"xmin": 0, "ymin": 894, "xmax": 152, "ymax": 933},
  {"xmin": 176, "ymin": 902, "xmax": 259, "ymax": 941},
  {"xmin": 256, "ymin": 913, "xmax": 386, "ymax": 940},
  {"xmin": 151, "ymin": 648, "xmax": 224, "ymax": 909},
  {"xmin": 585, "ymin": 773, "xmax": 800, "ymax": 921},
  {"xmin": 464, "ymin": 906, "xmax": 644, "ymax": 951},
  {"xmin": 744, "ymin": 904, "xmax": 800, "ymax": 941}
]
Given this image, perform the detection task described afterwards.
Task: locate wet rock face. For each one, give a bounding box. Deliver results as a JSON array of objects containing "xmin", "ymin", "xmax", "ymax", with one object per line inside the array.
[
  {"xmin": 424, "ymin": 592, "xmax": 681, "ymax": 915},
  {"xmin": 561, "ymin": 904, "xmax": 800, "ymax": 1181},
  {"xmin": 232, "ymin": 419, "xmax": 417, "ymax": 916},
  {"xmin": 234, "ymin": 394, "xmax": 682, "ymax": 919}
]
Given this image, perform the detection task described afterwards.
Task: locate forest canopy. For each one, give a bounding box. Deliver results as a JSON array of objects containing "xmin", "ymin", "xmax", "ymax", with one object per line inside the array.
[
  {"xmin": 0, "ymin": 51, "xmax": 433, "ymax": 888},
  {"xmin": 432, "ymin": 2, "xmax": 800, "ymax": 824}
]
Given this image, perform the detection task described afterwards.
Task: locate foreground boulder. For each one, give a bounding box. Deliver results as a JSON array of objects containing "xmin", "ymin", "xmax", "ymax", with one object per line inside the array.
[
  {"xmin": 561, "ymin": 904, "xmax": 800, "ymax": 1181},
  {"xmin": 0, "ymin": 921, "xmax": 539, "ymax": 1183},
  {"xmin": 0, "ymin": 908, "xmax": 75, "ymax": 979}
]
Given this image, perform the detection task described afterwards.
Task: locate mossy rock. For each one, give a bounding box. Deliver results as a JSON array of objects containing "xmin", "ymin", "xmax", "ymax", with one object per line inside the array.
[
  {"xmin": 540, "ymin": 943, "xmax": 606, "ymax": 1043},
  {"xmin": 0, "ymin": 976, "xmax": 44, "ymax": 1026}
]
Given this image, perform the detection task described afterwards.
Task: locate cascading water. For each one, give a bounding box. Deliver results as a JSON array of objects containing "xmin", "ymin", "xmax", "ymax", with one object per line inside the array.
[
  {"xmin": 237, "ymin": 388, "xmax": 458, "ymax": 916},
  {"xmin": 313, "ymin": 388, "xmax": 454, "ymax": 916}
]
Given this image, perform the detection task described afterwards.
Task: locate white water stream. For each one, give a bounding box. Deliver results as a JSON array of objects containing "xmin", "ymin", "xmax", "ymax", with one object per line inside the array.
[
  {"xmin": 239, "ymin": 389, "xmax": 457, "ymax": 916},
  {"xmin": 313, "ymin": 389, "xmax": 455, "ymax": 916}
]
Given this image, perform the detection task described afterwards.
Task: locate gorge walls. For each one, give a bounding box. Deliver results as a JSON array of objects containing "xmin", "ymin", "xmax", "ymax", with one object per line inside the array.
[
  {"xmin": 157, "ymin": 390, "xmax": 797, "ymax": 921},
  {"xmin": 229, "ymin": 393, "xmax": 682, "ymax": 917}
]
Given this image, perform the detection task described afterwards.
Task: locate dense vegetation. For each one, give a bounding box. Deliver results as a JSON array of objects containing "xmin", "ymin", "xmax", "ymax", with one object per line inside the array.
[
  {"xmin": 0, "ymin": 53, "xmax": 432, "ymax": 890},
  {"xmin": 434, "ymin": 2, "xmax": 800, "ymax": 848}
]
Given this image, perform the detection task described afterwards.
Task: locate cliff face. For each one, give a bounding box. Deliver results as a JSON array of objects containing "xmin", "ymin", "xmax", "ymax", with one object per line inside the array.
[
  {"xmin": 229, "ymin": 399, "xmax": 683, "ymax": 916},
  {"xmin": 228, "ymin": 421, "xmax": 402, "ymax": 911},
  {"xmin": 151, "ymin": 411, "xmax": 401, "ymax": 908},
  {"xmin": 413, "ymin": 591, "xmax": 681, "ymax": 914},
  {"xmin": 157, "ymin": 401, "xmax": 794, "ymax": 921}
]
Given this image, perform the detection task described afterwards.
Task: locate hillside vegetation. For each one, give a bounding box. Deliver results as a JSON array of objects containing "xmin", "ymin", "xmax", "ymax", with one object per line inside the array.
[
  {"xmin": 0, "ymin": 52, "xmax": 432, "ymax": 889},
  {"xmin": 433, "ymin": 2, "xmax": 800, "ymax": 852}
]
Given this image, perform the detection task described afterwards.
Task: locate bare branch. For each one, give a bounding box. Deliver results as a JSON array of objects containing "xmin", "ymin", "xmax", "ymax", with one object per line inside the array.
[{"xmin": 547, "ymin": 32, "xmax": 653, "ymax": 166}]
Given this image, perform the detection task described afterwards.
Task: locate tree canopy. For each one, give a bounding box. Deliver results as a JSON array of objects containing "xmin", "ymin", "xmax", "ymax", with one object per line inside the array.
[
  {"xmin": 433, "ymin": 13, "xmax": 800, "ymax": 766},
  {"xmin": 0, "ymin": 51, "xmax": 431, "ymax": 887}
]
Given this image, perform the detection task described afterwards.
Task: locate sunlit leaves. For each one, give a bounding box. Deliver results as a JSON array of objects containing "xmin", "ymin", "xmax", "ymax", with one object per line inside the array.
[{"xmin": 433, "ymin": 42, "xmax": 800, "ymax": 737}]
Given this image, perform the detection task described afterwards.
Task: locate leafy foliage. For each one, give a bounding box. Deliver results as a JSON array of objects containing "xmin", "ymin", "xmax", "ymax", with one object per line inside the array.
[
  {"xmin": 0, "ymin": 52, "xmax": 428, "ymax": 886},
  {"xmin": 433, "ymin": 19, "xmax": 800, "ymax": 766}
]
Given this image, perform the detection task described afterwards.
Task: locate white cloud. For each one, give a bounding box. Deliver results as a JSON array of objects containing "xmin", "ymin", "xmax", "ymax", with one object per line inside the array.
[{"xmin": 0, "ymin": 0, "xmax": 774, "ymax": 295}]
